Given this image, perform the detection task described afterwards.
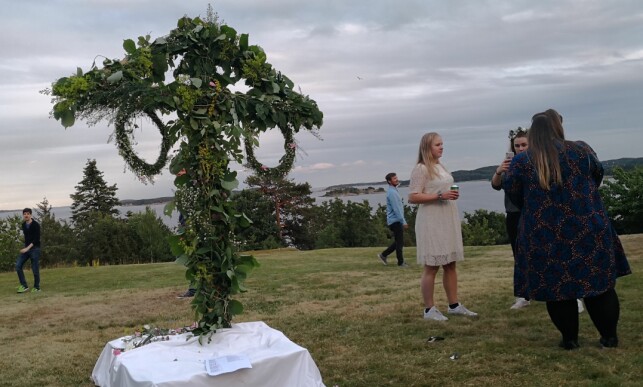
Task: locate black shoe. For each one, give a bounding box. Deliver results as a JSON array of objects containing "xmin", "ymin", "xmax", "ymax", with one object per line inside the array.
[
  {"xmin": 378, "ymin": 254, "xmax": 388, "ymax": 266},
  {"xmin": 558, "ymin": 339, "xmax": 580, "ymax": 350},
  {"xmin": 599, "ymin": 337, "xmax": 618, "ymax": 348},
  {"xmin": 177, "ymin": 289, "xmax": 196, "ymax": 299}
]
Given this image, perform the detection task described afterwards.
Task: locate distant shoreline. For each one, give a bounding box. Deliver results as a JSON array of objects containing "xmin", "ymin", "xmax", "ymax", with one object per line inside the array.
[
  {"xmin": 0, "ymin": 197, "xmax": 174, "ymax": 214},
  {"xmin": 2, "ymin": 157, "xmax": 640, "ymax": 212},
  {"xmin": 324, "ymin": 157, "xmax": 641, "ymax": 190}
]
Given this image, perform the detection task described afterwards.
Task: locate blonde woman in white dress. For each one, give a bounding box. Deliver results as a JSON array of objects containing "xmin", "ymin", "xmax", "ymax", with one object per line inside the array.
[{"xmin": 408, "ymin": 132, "xmax": 478, "ymax": 321}]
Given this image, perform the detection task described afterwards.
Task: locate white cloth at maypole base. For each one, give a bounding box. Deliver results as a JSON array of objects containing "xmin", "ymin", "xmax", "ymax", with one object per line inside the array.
[{"xmin": 92, "ymin": 321, "xmax": 325, "ymax": 387}]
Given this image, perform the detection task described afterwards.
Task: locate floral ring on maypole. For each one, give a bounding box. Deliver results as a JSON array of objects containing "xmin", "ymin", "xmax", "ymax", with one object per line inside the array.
[
  {"xmin": 114, "ymin": 108, "xmax": 172, "ymax": 181},
  {"xmin": 244, "ymin": 126, "xmax": 296, "ymax": 180}
]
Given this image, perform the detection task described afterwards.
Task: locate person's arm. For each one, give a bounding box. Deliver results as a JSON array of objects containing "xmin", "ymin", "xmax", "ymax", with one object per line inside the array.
[
  {"xmin": 502, "ymin": 157, "xmax": 524, "ymax": 208},
  {"xmin": 491, "ymin": 158, "xmax": 511, "ymax": 190},
  {"xmin": 390, "ymin": 190, "xmax": 407, "ymax": 225},
  {"xmin": 408, "ymin": 190, "xmax": 458, "ymax": 204},
  {"xmin": 19, "ymin": 223, "xmax": 31, "ymax": 253},
  {"xmin": 33, "ymin": 222, "xmax": 41, "ymax": 248},
  {"xmin": 576, "ymin": 141, "xmax": 604, "ymax": 185},
  {"xmin": 20, "ymin": 242, "xmax": 33, "ymax": 254}
]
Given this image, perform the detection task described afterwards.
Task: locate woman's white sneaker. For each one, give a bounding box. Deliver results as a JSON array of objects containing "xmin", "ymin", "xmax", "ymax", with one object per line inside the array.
[
  {"xmin": 510, "ymin": 297, "xmax": 530, "ymax": 309},
  {"xmin": 447, "ymin": 304, "xmax": 478, "ymax": 317},
  {"xmin": 423, "ymin": 306, "xmax": 449, "ymax": 321}
]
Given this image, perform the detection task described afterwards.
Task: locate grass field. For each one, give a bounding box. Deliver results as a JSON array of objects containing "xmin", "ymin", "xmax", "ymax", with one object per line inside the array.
[{"xmin": 1, "ymin": 235, "xmax": 641, "ymax": 386}]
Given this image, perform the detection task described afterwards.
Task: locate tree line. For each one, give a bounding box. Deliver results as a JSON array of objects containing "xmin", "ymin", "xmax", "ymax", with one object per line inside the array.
[
  {"xmin": 0, "ymin": 160, "xmax": 174, "ymax": 271},
  {"xmin": 1, "ymin": 161, "xmax": 641, "ymax": 271}
]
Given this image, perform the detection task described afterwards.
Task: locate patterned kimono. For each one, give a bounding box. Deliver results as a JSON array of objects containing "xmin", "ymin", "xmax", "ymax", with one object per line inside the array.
[{"xmin": 503, "ymin": 141, "xmax": 631, "ymax": 301}]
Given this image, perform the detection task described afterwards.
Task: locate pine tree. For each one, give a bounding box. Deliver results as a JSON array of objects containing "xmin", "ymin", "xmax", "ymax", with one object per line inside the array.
[
  {"xmin": 35, "ymin": 196, "xmax": 53, "ymax": 219},
  {"xmin": 70, "ymin": 159, "xmax": 121, "ymax": 225},
  {"xmin": 245, "ymin": 174, "xmax": 315, "ymax": 247}
]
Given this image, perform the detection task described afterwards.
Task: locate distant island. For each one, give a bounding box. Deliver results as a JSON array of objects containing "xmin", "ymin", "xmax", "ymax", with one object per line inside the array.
[
  {"xmin": 120, "ymin": 197, "xmax": 175, "ymax": 206},
  {"xmin": 324, "ymin": 157, "xmax": 643, "ymax": 190},
  {"xmin": 323, "ymin": 186, "xmax": 385, "ymax": 197}
]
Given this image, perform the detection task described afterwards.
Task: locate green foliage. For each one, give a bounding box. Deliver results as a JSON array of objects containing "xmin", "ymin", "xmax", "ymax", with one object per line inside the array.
[
  {"xmin": 315, "ymin": 224, "xmax": 344, "ymax": 249},
  {"xmin": 403, "ymin": 205, "xmax": 418, "ymax": 245},
  {"xmin": 70, "ymin": 159, "xmax": 121, "ymax": 226},
  {"xmin": 313, "ymin": 199, "xmax": 388, "ymax": 249},
  {"xmin": 76, "ymin": 213, "xmax": 139, "ymax": 266},
  {"xmin": 46, "ymin": 11, "xmax": 322, "ymax": 335},
  {"xmin": 35, "ymin": 197, "xmax": 52, "ymax": 219},
  {"xmin": 34, "ymin": 197, "xmax": 80, "ymax": 266},
  {"xmin": 461, "ymin": 209, "xmax": 507, "ymax": 246},
  {"xmin": 233, "ymin": 188, "xmax": 282, "ymax": 251},
  {"xmin": 245, "ymin": 175, "xmax": 316, "ymax": 249},
  {"xmin": 0, "ymin": 215, "xmax": 22, "ymax": 272},
  {"xmin": 283, "ymin": 202, "xmax": 320, "ymax": 250},
  {"xmin": 600, "ymin": 166, "xmax": 643, "ymax": 234},
  {"xmin": 127, "ymin": 208, "xmax": 174, "ymax": 263}
]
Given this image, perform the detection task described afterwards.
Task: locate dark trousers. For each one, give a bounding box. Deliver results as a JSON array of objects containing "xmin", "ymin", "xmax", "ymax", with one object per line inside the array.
[
  {"xmin": 506, "ymin": 212, "xmax": 529, "ymax": 301},
  {"xmin": 546, "ymin": 288, "xmax": 620, "ymax": 343},
  {"xmin": 505, "ymin": 212, "xmax": 520, "ymax": 256},
  {"xmin": 16, "ymin": 247, "xmax": 40, "ymax": 289},
  {"xmin": 381, "ymin": 222, "xmax": 404, "ymax": 265}
]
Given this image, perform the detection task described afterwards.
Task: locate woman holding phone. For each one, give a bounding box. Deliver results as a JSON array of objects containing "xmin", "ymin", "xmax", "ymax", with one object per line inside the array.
[{"xmin": 491, "ymin": 127, "xmax": 530, "ymax": 309}]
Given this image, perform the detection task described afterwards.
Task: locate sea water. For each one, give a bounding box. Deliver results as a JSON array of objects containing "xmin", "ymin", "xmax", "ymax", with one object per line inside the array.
[
  {"xmin": 0, "ymin": 180, "xmax": 504, "ymax": 227},
  {"xmin": 312, "ymin": 180, "xmax": 505, "ymax": 218}
]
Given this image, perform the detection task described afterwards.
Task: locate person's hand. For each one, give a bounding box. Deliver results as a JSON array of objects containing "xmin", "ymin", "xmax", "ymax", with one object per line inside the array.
[
  {"xmin": 19, "ymin": 248, "xmax": 27, "ymax": 254},
  {"xmin": 443, "ymin": 190, "xmax": 459, "ymax": 200},
  {"xmin": 403, "ymin": 224, "xmax": 409, "ymax": 230},
  {"xmin": 496, "ymin": 158, "xmax": 511, "ymax": 175}
]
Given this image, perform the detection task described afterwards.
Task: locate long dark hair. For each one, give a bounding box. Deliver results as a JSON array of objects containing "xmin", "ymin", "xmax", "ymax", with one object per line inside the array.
[{"xmin": 529, "ymin": 114, "xmax": 565, "ymax": 190}]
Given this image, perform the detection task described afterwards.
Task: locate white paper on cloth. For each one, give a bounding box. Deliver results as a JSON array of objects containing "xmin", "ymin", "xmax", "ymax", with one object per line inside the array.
[
  {"xmin": 92, "ymin": 321, "xmax": 325, "ymax": 387},
  {"xmin": 205, "ymin": 354, "xmax": 252, "ymax": 376}
]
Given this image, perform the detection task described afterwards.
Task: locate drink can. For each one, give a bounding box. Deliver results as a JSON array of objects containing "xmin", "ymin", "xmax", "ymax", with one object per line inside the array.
[{"xmin": 450, "ymin": 184, "xmax": 459, "ymax": 192}]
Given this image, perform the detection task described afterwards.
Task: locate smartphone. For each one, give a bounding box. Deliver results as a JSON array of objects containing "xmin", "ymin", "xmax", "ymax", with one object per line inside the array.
[{"xmin": 506, "ymin": 152, "xmax": 515, "ymax": 159}]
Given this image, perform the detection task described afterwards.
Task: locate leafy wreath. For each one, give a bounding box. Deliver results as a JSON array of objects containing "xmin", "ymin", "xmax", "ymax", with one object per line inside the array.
[
  {"xmin": 114, "ymin": 108, "xmax": 172, "ymax": 181},
  {"xmin": 244, "ymin": 126, "xmax": 296, "ymax": 179}
]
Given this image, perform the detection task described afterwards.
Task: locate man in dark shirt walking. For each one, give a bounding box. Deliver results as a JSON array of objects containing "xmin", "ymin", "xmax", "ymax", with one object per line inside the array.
[{"xmin": 16, "ymin": 208, "xmax": 41, "ymax": 293}]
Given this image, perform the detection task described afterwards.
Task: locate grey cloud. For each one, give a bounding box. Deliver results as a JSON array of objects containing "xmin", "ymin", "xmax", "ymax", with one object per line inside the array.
[{"xmin": 1, "ymin": 0, "xmax": 643, "ymax": 209}]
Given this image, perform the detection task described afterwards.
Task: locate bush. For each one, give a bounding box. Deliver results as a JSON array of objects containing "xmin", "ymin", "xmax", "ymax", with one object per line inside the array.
[
  {"xmin": 0, "ymin": 215, "xmax": 22, "ymax": 272},
  {"xmin": 600, "ymin": 166, "xmax": 643, "ymax": 234},
  {"xmin": 39, "ymin": 215, "xmax": 80, "ymax": 267},
  {"xmin": 461, "ymin": 209, "xmax": 507, "ymax": 246},
  {"xmin": 314, "ymin": 199, "xmax": 388, "ymax": 248},
  {"xmin": 127, "ymin": 207, "xmax": 174, "ymax": 263}
]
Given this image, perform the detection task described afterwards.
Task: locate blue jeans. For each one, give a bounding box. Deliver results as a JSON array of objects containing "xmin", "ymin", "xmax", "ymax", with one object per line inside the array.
[{"xmin": 16, "ymin": 247, "xmax": 40, "ymax": 289}]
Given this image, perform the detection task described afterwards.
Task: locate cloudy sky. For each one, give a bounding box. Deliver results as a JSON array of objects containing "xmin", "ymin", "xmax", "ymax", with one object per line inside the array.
[{"xmin": 1, "ymin": 0, "xmax": 642, "ymax": 210}]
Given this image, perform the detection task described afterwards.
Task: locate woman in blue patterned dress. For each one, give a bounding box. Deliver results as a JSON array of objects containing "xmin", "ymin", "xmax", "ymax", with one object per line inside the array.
[{"xmin": 503, "ymin": 109, "xmax": 631, "ymax": 350}]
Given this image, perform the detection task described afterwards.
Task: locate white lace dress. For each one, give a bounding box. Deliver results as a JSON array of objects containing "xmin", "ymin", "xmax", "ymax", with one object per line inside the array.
[{"xmin": 410, "ymin": 163, "xmax": 464, "ymax": 266}]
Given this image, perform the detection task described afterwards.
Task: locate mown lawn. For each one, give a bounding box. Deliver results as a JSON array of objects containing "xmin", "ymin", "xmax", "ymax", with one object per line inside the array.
[{"xmin": 1, "ymin": 234, "xmax": 641, "ymax": 386}]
